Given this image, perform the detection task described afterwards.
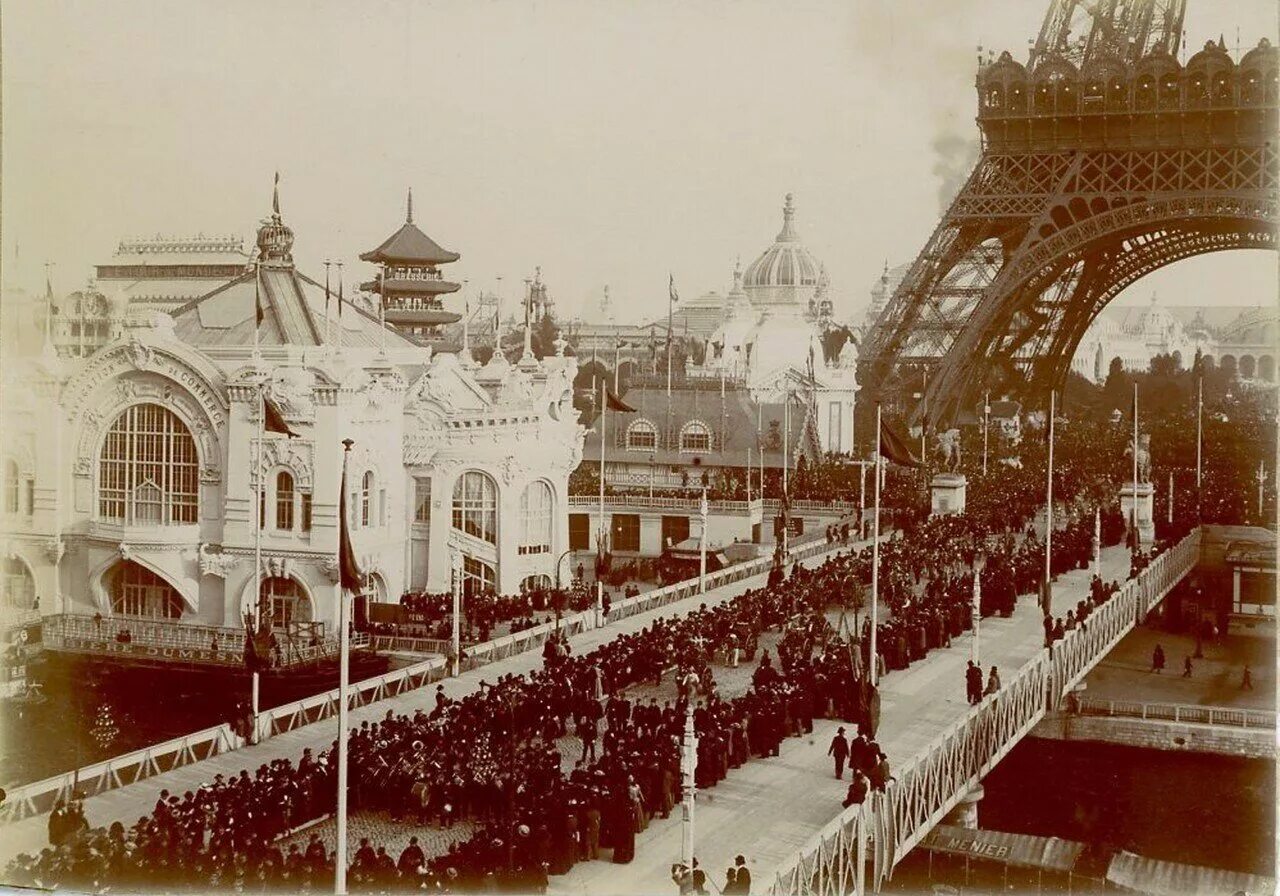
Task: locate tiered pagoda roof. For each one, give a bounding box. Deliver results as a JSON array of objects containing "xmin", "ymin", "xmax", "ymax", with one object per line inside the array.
[{"xmin": 360, "ymin": 190, "xmax": 462, "ymax": 332}]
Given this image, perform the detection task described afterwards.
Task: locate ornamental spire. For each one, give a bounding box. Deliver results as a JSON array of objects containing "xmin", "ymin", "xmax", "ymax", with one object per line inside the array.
[{"xmin": 407, "ymin": 188, "xmax": 414, "ymax": 224}]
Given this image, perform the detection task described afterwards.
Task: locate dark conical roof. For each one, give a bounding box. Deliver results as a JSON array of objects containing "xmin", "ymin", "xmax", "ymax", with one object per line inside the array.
[{"xmin": 360, "ymin": 190, "xmax": 459, "ymax": 265}]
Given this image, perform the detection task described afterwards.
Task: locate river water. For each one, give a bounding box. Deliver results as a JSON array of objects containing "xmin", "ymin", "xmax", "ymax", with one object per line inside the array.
[
  {"xmin": 981, "ymin": 736, "xmax": 1275, "ymax": 877},
  {"xmin": 1, "ymin": 652, "xmax": 388, "ymax": 788}
]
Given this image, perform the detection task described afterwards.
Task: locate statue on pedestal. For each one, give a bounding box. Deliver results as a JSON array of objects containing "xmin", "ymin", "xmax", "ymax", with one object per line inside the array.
[
  {"xmin": 936, "ymin": 428, "xmax": 962, "ymax": 474},
  {"xmin": 1124, "ymin": 433, "xmax": 1152, "ymax": 483}
]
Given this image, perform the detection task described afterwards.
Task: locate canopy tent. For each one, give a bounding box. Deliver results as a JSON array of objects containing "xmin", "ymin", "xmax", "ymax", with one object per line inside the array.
[
  {"xmin": 1105, "ymin": 850, "xmax": 1275, "ymax": 896},
  {"xmin": 921, "ymin": 825, "xmax": 1085, "ymax": 873}
]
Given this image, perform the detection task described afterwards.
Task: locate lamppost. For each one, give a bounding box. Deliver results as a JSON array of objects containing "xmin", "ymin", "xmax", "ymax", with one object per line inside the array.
[
  {"xmin": 679, "ymin": 670, "xmax": 699, "ymax": 869},
  {"xmin": 971, "ymin": 550, "xmax": 985, "ymax": 665},
  {"xmin": 1257, "ymin": 461, "xmax": 1267, "ymax": 519},
  {"xmin": 450, "ymin": 550, "xmax": 463, "ymax": 677},
  {"xmin": 698, "ymin": 487, "xmax": 709, "ymax": 593},
  {"xmin": 982, "ymin": 392, "xmax": 990, "ymax": 476}
]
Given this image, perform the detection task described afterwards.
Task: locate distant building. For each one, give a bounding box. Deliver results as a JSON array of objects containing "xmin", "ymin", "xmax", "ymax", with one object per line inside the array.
[
  {"xmin": 580, "ymin": 193, "xmax": 860, "ymax": 500},
  {"xmin": 96, "ymin": 235, "xmax": 250, "ymax": 309}
]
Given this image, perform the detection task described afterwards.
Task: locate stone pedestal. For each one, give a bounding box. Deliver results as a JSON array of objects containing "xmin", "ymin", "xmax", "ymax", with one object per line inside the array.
[
  {"xmin": 930, "ymin": 473, "xmax": 967, "ymax": 517},
  {"xmin": 1119, "ymin": 482, "xmax": 1155, "ymax": 547},
  {"xmin": 943, "ymin": 785, "xmax": 984, "ymax": 829}
]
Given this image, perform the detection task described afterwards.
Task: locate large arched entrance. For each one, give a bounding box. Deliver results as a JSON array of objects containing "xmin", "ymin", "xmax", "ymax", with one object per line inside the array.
[
  {"xmin": 106, "ymin": 561, "xmax": 185, "ymax": 619},
  {"xmin": 2, "ymin": 557, "xmax": 36, "ymax": 610}
]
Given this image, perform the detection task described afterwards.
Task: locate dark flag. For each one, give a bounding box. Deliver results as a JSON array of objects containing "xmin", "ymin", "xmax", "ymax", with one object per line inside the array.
[
  {"xmin": 255, "ymin": 269, "xmax": 265, "ymax": 327},
  {"xmin": 604, "ymin": 387, "xmax": 636, "ymax": 413},
  {"xmin": 243, "ymin": 629, "xmax": 263, "ymax": 671},
  {"xmin": 262, "ymin": 393, "xmax": 298, "ymax": 438},
  {"xmin": 879, "ymin": 417, "xmax": 923, "ymax": 468},
  {"xmin": 337, "ymin": 458, "xmax": 364, "ymax": 593}
]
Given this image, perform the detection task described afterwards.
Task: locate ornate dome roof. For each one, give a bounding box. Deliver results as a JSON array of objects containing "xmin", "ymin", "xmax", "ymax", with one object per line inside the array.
[{"xmin": 742, "ymin": 194, "xmax": 823, "ymax": 304}]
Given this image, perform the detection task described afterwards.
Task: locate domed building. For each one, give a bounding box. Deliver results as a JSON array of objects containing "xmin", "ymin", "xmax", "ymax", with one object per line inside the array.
[{"xmin": 741, "ymin": 193, "xmax": 826, "ymax": 314}]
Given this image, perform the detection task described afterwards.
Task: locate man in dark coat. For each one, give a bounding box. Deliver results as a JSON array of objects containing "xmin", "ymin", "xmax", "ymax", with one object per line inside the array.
[
  {"xmin": 827, "ymin": 727, "xmax": 850, "ymax": 779},
  {"xmin": 965, "ymin": 661, "xmax": 983, "ymax": 704},
  {"xmin": 734, "ymin": 855, "xmax": 752, "ymax": 895}
]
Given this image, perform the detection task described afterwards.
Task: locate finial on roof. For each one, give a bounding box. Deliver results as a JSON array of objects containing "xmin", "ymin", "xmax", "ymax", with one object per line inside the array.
[
  {"xmin": 777, "ymin": 193, "xmax": 798, "ymax": 241},
  {"xmin": 272, "ymin": 172, "xmax": 281, "ymax": 218},
  {"xmin": 407, "ymin": 188, "xmax": 414, "ymax": 224}
]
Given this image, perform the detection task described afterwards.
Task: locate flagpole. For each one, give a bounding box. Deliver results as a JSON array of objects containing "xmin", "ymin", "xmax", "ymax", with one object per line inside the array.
[
  {"xmin": 1196, "ymin": 375, "xmax": 1203, "ymax": 509},
  {"xmin": 667, "ymin": 276, "xmax": 674, "ymax": 399},
  {"xmin": 598, "ymin": 380, "xmax": 606, "ymax": 627},
  {"xmin": 1132, "ymin": 381, "xmax": 1139, "ymax": 541},
  {"xmin": 1043, "ymin": 389, "xmax": 1054, "ymax": 616},
  {"xmin": 335, "ymin": 440, "xmax": 354, "ymax": 896},
  {"xmin": 335, "ymin": 262, "xmax": 344, "ymax": 350},
  {"xmin": 324, "ymin": 261, "xmax": 333, "ymax": 346},
  {"xmin": 871, "ymin": 403, "xmax": 881, "ymax": 686},
  {"xmin": 782, "ymin": 393, "xmax": 790, "ymax": 556}
]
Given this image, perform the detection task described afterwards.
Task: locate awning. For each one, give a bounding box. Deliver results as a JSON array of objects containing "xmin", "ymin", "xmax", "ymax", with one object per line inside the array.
[
  {"xmin": 921, "ymin": 825, "xmax": 1085, "ymax": 873},
  {"xmin": 1105, "ymin": 850, "xmax": 1276, "ymax": 896}
]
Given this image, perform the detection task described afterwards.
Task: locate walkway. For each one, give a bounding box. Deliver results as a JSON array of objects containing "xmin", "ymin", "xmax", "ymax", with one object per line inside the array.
[
  {"xmin": 548, "ymin": 545, "xmax": 1135, "ymax": 896},
  {"xmin": 0, "ymin": 534, "xmax": 858, "ymax": 865}
]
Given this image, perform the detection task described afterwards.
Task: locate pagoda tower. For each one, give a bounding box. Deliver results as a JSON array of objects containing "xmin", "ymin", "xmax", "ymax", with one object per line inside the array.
[{"xmin": 360, "ymin": 190, "xmax": 462, "ymax": 346}]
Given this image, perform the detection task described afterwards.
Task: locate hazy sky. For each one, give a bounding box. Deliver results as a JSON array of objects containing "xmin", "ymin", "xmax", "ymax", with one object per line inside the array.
[{"xmin": 3, "ymin": 0, "xmax": 1276, "ymax": 323}]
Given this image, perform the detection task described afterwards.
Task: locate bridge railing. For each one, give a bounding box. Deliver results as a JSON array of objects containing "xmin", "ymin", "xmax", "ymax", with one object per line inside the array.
[
  {"xmin": 1072, "ymin": 696, "xmax": 1276, "ymax": 730},
  {"xmin": 769, "ymin": 528, "xmax": 1202, "ymax": 895},
  {"xmin": 0, "ymin": 724, "xmax": 241, "ymax": 825}
]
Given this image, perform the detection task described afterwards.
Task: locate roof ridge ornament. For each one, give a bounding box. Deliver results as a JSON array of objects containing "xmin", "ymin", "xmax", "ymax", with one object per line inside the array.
[
  {"xmin": 777, "ymin": 192, "xmax": 799, "ymax": 242},
  {"xmin": 407, "ymin": 188, "xmax": 414, "ymax": 224}
]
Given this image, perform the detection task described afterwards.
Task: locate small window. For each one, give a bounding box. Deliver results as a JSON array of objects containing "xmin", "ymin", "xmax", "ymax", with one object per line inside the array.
[
  {"xmin": 3, "ymin": 460, "xmax": 19, "ymax": 514},
  {"xmin": 275, "ymin": 471, "xmax": 295, "ymax": 530},
  {"xmin": 680, "ymin": 421, "xmax": 712, "ymax": 453},
  {"xmin": 361, "ymin": 471, "xmax": 374, "ymax": 528},
  {"xmin": 627, "ymin": 420, "xmax": 658, "ymax": 451},
  {"xmin": 414, "ymin": 477, "xmax": 432, "ymax": 523},
  {"xmin": 300, "ymin": 493, "xmax": 313, "ymax": 532}
]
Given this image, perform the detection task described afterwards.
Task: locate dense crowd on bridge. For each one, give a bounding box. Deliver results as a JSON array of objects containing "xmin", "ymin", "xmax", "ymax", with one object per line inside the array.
[{"xmin": 4, "ymin": 385, "xmax": 1261, "ymax": 894}]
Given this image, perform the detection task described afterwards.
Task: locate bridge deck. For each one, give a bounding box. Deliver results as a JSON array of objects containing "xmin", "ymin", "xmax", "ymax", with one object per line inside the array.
[
  {"xmin": 0, "ymin": 535, "xmax": 855, "ymax": 866},
  {"xmin": 548, "ymin": 546, "xmax": 1134, "ymax": 896}
]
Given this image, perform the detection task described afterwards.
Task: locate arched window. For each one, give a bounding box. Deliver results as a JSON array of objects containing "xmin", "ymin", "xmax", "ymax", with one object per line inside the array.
[
  {"xmin": 627, "ymin": 420, "xmax": 657, "ymax": 451},
  {"xmin": 2, "ymin": 557, "xmax": 35, "ymax": 610},
  {"xmin": 3, "ymin": 460, "xmax": 19, "ymax": 514},
  {"xmin": 360, "ymin": 471, "xmax": 374, "ymax": 528},
  {"xmin": 98, "ymin": 404, "xmax": 199, "ymax": 525},
  {"xmin": 452, "ymin": 471, "xmax": 497, "ymax": 543},
  {"xmin": 275, "ymin": 471, "xmax": 295, "ymax": 530},
  {"xmin": 110, "ymin": 561, "xmax": 184, "ymax": 619},
  {"xmin": 461, "ymin": 555, "xmax": 495, "ymax": 598},
  {"xmin": 259, "ymin": 576, "xmax": 312, "ymax": 629},
  {"xmin": 680, "ymin": 421, "xmax": 712, "ymax": 453},
  {"xmin": 519, "ymin": 481, "xmax": 553, "ymax": 555}
]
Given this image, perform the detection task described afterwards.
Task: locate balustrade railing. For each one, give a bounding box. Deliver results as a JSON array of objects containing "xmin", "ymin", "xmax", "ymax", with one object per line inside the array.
[
  {"xmin": 43, "ymin": 614, "xmax": 247, "ymax": 653},
  {"xmin": 0, "ymin": 725, "xmax": 241, "ymax": 825},
  {"xmin": 1071, "ymin": 696, "xmax": 1276, "ymax": 730},
  {"xmin": 769, "ymin": 528, "xmax": 1202, "ymax": 895},
  {"xmin": 39, "ymin": 614, "xmax": 364, "ymax": 670}
]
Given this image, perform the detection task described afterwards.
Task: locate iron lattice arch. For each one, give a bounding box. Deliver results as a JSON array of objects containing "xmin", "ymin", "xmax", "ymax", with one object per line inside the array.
[{"xmin": 863, "ymin": 31, "xmax": 1279, "ymax": 426}]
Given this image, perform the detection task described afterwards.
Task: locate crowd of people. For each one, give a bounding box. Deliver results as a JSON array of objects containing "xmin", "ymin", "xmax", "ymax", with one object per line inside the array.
[
  {"xmin": 9, "ymin": 382, "xmax": 1263, "ymax": 894},
  {"xmin": 7, "ymin": 484, "xmax": 1136, "ymax": 894}
]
